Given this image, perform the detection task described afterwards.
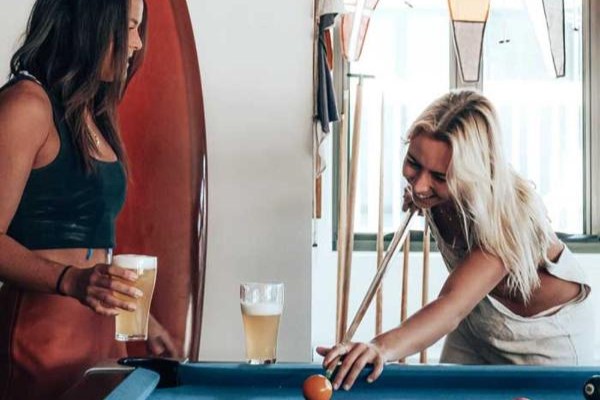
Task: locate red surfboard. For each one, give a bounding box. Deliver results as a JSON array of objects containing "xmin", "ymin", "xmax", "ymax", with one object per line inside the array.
[{"xmin": 117, "ymin": 0, "xmax": 207, "ymax": 360}]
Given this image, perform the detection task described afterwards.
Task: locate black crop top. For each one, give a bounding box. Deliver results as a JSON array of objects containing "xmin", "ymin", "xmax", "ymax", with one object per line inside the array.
[{"xmin": 5, "ymin": 74, "xmax": 127, "ymax": 250}]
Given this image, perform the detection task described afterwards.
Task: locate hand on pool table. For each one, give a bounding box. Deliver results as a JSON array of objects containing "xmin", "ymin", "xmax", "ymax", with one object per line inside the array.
[
  {"xmin": 147, "ymin": 314, "xmax": 179, "ymax": 358},
  {"xmin": 316, "ymin": 341, "xmax": 385, "ymax": 391}
]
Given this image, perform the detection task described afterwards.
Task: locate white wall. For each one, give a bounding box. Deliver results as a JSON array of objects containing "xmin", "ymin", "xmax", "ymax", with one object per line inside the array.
[
  {"xmin": 0, "ymin": 1, "xmax": 34, "ymax": 81},
  {"xmin": 187, "ymin": 1, "xmax": 314, "ymax": 361},
  {"xmin": 0, "ymin": 0, "xmax": 314, "ymax": 362}
]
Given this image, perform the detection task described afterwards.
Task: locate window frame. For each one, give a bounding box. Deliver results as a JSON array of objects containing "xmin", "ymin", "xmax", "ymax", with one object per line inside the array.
[{"xmin": 585, "ymin": 0, "xmax": 600, "ymax": 235}]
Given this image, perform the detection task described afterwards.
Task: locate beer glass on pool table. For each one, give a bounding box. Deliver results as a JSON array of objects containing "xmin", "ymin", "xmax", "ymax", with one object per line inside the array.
[{"xmin": 240, "ymin": 282, "xmax": 284, "ymax": 364}]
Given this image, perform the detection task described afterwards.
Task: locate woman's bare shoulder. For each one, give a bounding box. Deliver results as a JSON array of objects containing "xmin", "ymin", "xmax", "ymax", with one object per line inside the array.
[
  {"xmin": 0, "ymin": 79, "xmax": 52, "ymax": 114},
  {"xmin": 0, "ymin": 79, "xmax": 53, "ymax": 144}
]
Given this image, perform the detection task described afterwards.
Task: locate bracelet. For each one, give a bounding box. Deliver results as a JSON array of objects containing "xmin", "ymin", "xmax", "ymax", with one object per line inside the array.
[{"xmin": 55, "ymin": 265, "xmax": 72, "ymax": 296}]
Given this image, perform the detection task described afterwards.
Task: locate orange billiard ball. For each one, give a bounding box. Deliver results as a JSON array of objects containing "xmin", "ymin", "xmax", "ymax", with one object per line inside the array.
[{"xmin": 303, "ymin": 374, "xmax": 333, "ymax": 400}]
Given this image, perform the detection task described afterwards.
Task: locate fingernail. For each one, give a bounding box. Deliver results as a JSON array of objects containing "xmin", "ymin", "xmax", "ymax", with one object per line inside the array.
[
  {"xmin": 367, "ymin": 378, "xmax": 373, "ymax": 383},
  {"xmin": 135, "ymin": 290, "xmax": 143, "ymax": 298},
  {"xmin": 333, "ymin": 383, "xmax": 339, "ymax": 390},
  {"xmin": 343, "ymin": 385, "xmax": 350, "ymax": 391},
  {"xmin": 129, "ymin": 305, "xmax": 137, "ymax": 311},
  {"xmin": 128, "ymin": 273, "xmax": 138, "ymax": 281}
]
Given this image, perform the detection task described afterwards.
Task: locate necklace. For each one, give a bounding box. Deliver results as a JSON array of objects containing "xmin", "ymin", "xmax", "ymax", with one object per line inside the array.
[
  {"xmin": 90, "ymin": 130, "xmax": 100, "ymax": 147},
  {"xmin": 84, "ymin": 110, "xmax": 101, "ymax": 147}
]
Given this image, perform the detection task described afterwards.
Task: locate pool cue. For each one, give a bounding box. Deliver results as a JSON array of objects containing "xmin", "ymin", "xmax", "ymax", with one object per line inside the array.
[
  {"xmin": 400, "ymin": 231, "xmax": 410, "ymax": 322},
  {"xmin": 375, "ymin": 93, "xmax": 385, "ymax": 335},
  {"xmin": 344, "ymin": 209, "xmax": 416, "ymax": 342},
  {"xmin": 339, "ymin": 78, "xmax": 364, "ymax": 340},
  {"xmin": 335, "ymin": 94, "xmax": 350, "ymax": 343},
  {"xmin": 325, "ymin": 209, "xmax": 416, "ymax": 379},
  {"xmin": 399, "ymin": 228, "xmax": 410, "ymax": 363},
  {"xmin": 419, "ymin": 223, "xmax": 430, "ymax": 364}
]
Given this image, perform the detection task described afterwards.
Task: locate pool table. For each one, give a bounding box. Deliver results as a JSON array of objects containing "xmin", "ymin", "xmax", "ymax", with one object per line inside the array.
[{"xmin": 59, "ymin": 357, "xmax": 600, "ymax": 399}]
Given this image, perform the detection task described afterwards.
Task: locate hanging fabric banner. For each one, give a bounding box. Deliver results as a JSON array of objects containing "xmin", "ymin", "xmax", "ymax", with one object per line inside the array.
[
  {"xmin": 316, "ymin": 0, "xmax": 344, "ymax": 134},
  {"xmin": 527, "ymin": 0, "xmax": 566, "ymax": 77},
  {"xmin": 341, "ymin": 0, "xmax": 380, "ymax": 62},
  {"xmin": 314, "ymin": 0, "xmax": 345, "ymax": 223},
  {"xmin": 448, "ymin": 0, "xmax": 490, "ymax": 82}
]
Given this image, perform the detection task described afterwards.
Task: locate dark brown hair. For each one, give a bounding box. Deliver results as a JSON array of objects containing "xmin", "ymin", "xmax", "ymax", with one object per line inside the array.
[{"xmin": 9, "ymin": 0, "xmax": 148, "ymax": 172}]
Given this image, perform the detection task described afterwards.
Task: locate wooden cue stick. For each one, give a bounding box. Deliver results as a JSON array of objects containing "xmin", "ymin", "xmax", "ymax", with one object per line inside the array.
[
  {"xmin": 399, "ymin": 228, "xmax": 410, "ymax": 363},
  {"xmin": 375, "ymin": 93, "xmax": 385, "ymax": 335},
  {"xmin": 400, "ymin": 230, "xmax": 410, "ymax": 323},
  {"xmin": 339, "ymin": 79, "xmax": 364, "ymax": 339},
  {"xmin": 342, "ymin": 209, "xmax": 416, "ymax": 343},
  {"xmin": 335, "ymin": 95, "xmax": 350, "ymax": 343},
  {"xmin": 419, "ymin": 223, "xmax": 430, "ymax": 364},
  {"xmin": 325, "ymin": 210, "xmax": 416, "ymax": 380}
]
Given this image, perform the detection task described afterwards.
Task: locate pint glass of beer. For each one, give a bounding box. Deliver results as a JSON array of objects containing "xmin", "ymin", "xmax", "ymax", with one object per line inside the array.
[
  {"xmin": 240, "ymin": 282, "xmax": 284, "ymax": 364},
  {"xmin": 113, "ymin": 255, "xmax": 157, "ymax": 341}
]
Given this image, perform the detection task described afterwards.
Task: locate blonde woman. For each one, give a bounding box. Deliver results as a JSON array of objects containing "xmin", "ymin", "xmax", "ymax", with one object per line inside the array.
[{"xmin": 317, "ymin": 90, "xmax": 594, "ymax": 391}]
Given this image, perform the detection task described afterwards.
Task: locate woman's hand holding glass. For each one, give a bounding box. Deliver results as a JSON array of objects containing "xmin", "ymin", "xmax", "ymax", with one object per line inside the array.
[
  {"xmin": 60, "ymin": 263, "xmax": 142, "ymax": 316},
  {"xmin": 316, "ymin": 341, "xmax": 386, "ymax": 391}
]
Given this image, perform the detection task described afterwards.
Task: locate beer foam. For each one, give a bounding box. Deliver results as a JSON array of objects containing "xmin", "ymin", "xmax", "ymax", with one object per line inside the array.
[
  {"xmin": 113, "ymin": 255, "xmax": 157, "ymax": 270},
  {"xmin": 241, "ymin": 302, "xmax": 283, "ymax": 316}
]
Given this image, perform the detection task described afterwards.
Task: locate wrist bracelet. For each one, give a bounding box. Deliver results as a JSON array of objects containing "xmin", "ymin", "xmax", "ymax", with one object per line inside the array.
[{"xmin": 56, "ymin": 265, "xmax": 72, "ymax": 296}]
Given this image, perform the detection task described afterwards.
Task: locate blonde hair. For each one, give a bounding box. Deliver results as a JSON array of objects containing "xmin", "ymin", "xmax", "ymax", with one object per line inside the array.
[{"xmin": 407, "ymin": 90, "xmax": 551, "ymax": 302}]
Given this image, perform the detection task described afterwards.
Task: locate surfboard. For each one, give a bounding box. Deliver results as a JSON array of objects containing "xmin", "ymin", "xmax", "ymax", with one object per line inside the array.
[{"xmin": 117, "ymin": 0, "xmax": 207, "ymax": 360}]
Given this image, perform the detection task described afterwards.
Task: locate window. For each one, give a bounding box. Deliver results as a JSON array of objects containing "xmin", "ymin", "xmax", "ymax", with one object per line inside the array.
[
  {"xmin": 335, "ymin": 0, "xmax": 587, "ymax": 247},
  {"xmin": 482, "ymin": 0, "xmax": 583, "ymax": 233},
  {"xmin": 345, "ymin": 0, "xmax": 449, "ymax": 238}
]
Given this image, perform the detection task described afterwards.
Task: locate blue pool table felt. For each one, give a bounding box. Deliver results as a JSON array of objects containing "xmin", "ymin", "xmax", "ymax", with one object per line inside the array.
[{"xmin": 101, "ymin": 362, "xmax": 600, "ymax": 399}]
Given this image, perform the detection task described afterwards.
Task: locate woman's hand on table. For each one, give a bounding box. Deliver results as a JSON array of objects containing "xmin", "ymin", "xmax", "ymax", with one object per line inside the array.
[
  {"xmin": 316, "ymin": 341, "xmax": 386, "ymax": 391},
  {"xmin": 61, "ymin": 263, "xmax": 141, "ymax": 316},
  {"xmin": 147, "ymin": 314, "xmax": 179, "ymax": 358}
]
